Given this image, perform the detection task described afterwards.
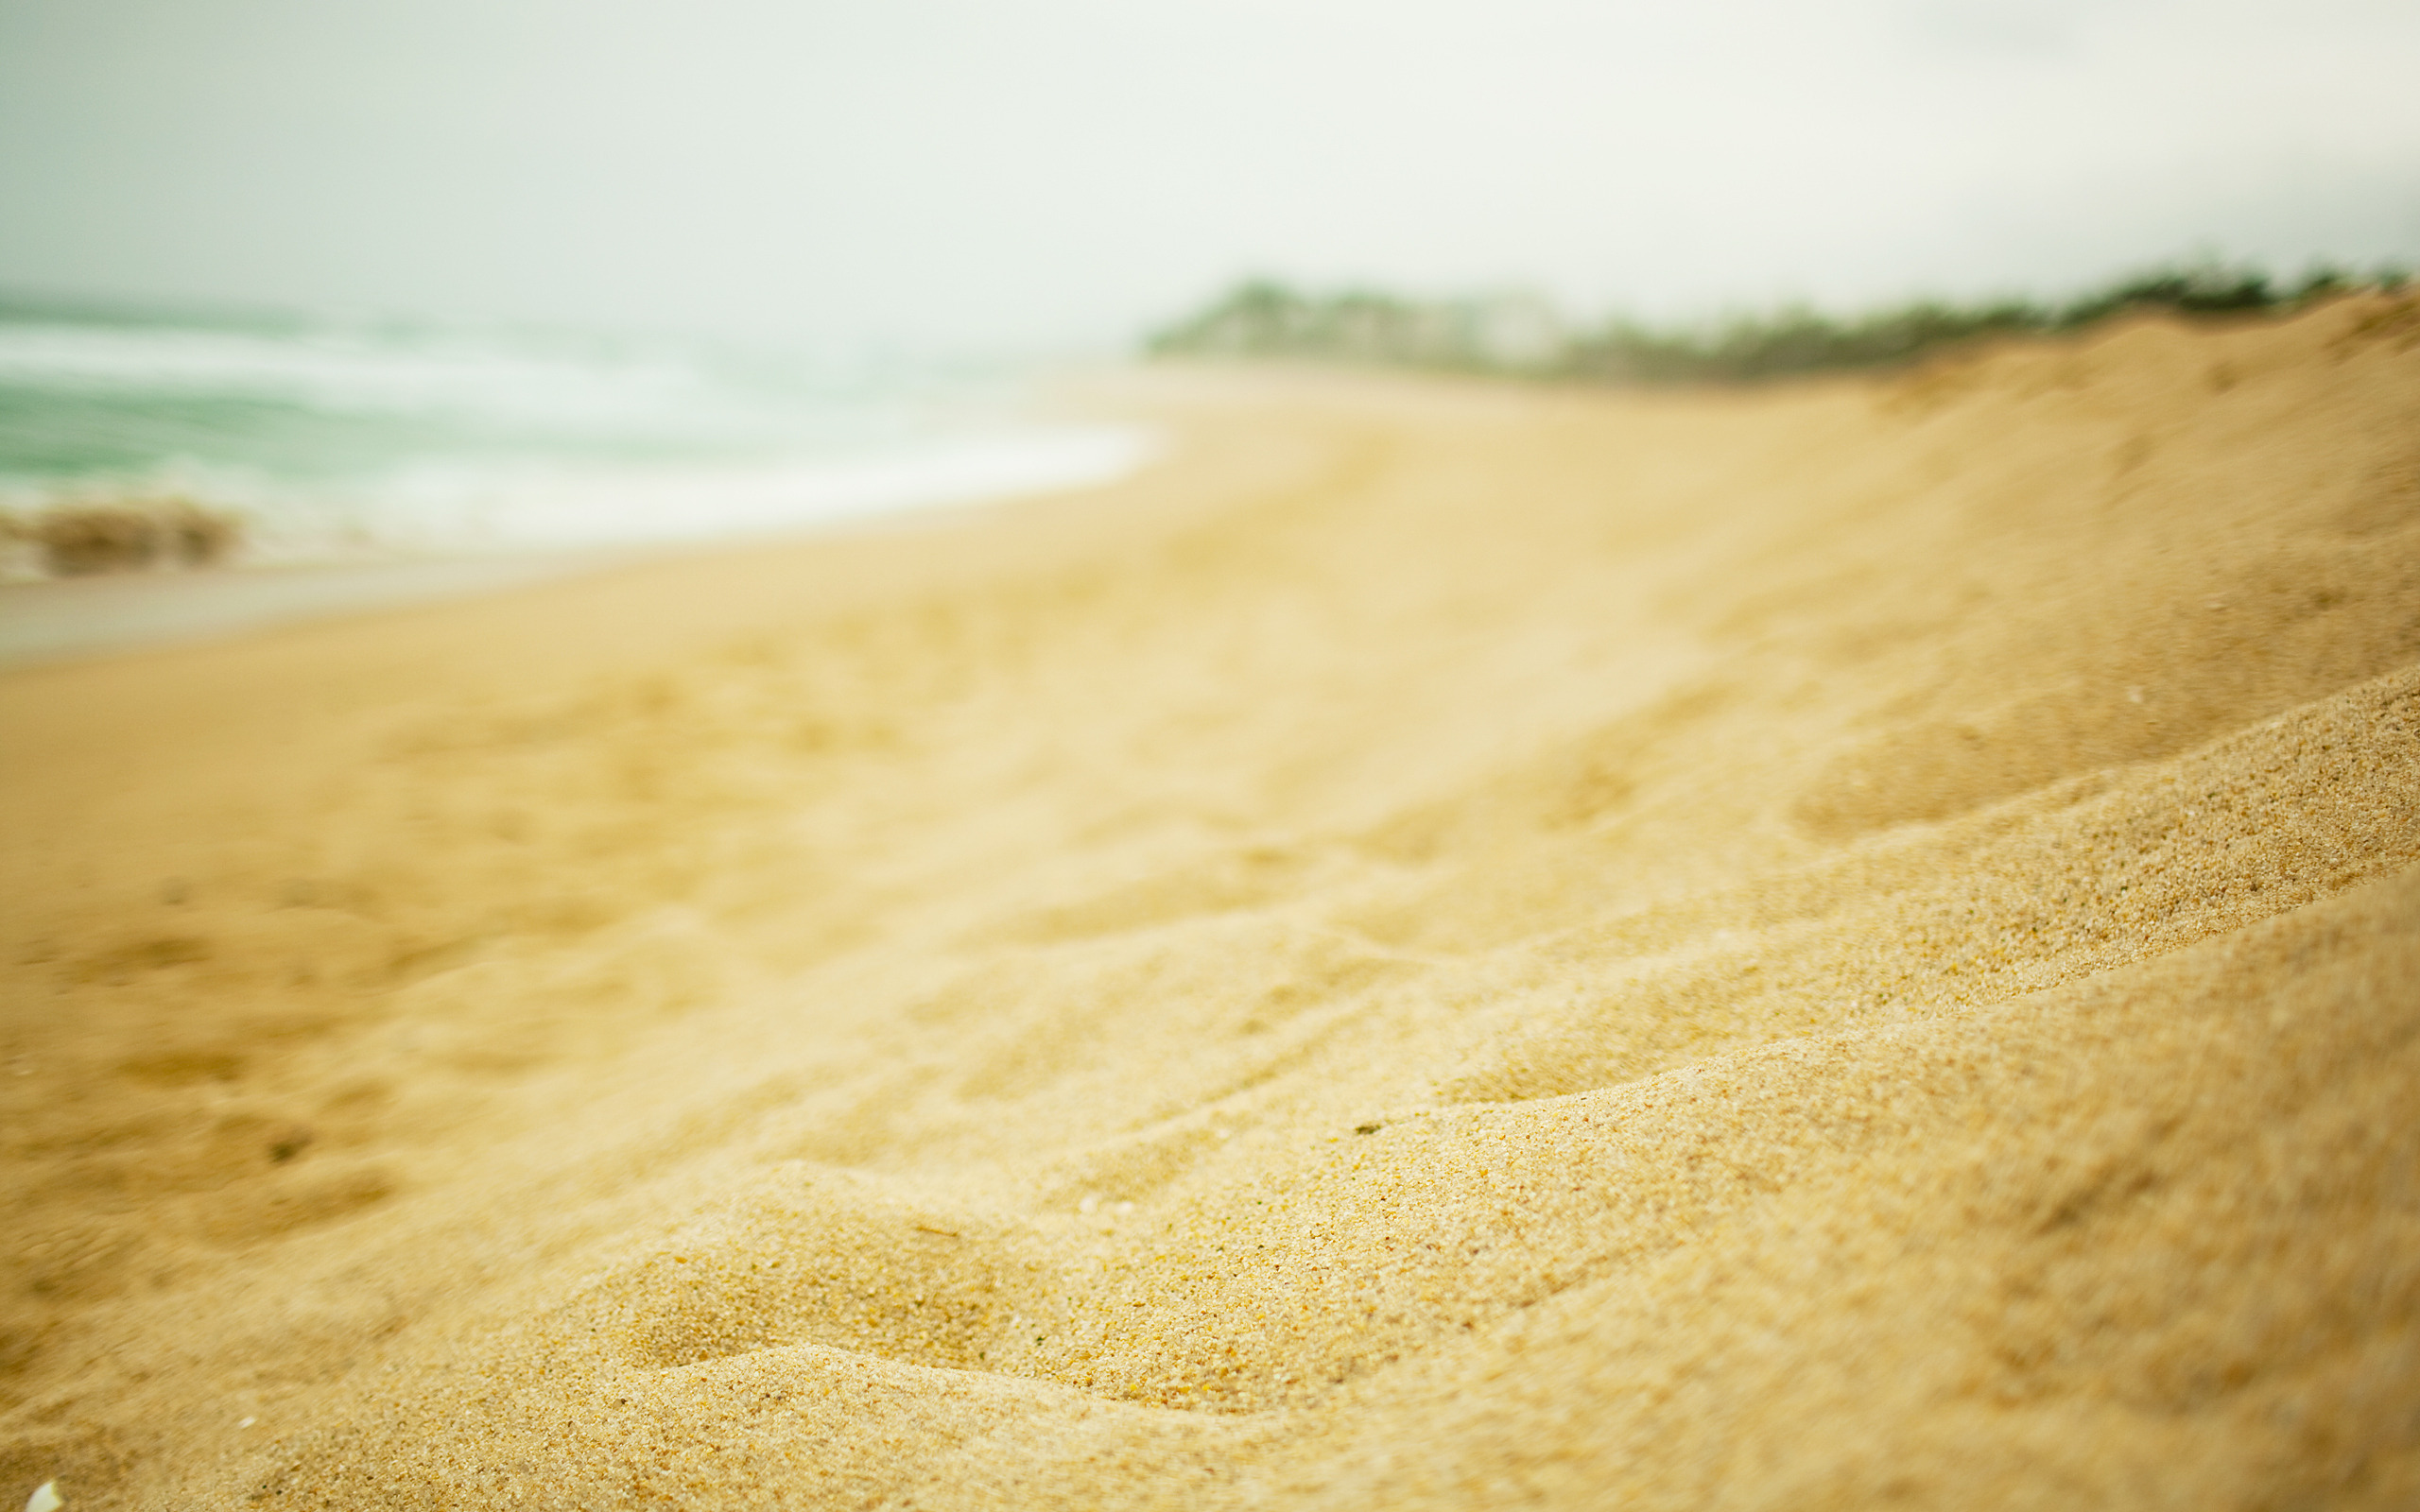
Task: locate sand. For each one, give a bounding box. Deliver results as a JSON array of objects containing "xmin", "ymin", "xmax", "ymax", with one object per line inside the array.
[{"xmin": 3, "ymin": 293, "xmax": 2417, "ymax": 1510}]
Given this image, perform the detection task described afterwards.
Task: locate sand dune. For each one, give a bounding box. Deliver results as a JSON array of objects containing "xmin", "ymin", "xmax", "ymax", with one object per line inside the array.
[{"xmin": 3, "ymin": 293, "xmax": 2417, "ymax": 1509}]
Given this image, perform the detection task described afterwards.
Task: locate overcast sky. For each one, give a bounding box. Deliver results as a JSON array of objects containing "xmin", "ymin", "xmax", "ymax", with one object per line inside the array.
[{"xmin": 3, "ymin": 0, "xmax": 2416, "ymax": 352}]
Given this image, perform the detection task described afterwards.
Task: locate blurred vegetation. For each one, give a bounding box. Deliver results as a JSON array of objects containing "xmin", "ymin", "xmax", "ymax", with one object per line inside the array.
[
  {"xmin": 1146, "ymin": 259, "xmax": 2411, "ymax": 384},
  {"xmin": 0, "ymin": 496, "xmax": 245, "ymax": 577}
]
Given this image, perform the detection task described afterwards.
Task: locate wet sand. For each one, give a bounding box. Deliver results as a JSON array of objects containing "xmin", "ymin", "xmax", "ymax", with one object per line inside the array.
[
  {"xmin": 0, "ymin": 553, "xmax": 626, "ymax": 669},
  {"xmin": 3, "ymin": 295, "xmax": 2417, "ymax": 1509}
]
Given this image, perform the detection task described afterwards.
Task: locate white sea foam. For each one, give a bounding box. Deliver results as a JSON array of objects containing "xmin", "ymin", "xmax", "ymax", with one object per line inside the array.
[{"xmin": 365, "ymin": 424, "xmax": 1159, "ymax": 552}]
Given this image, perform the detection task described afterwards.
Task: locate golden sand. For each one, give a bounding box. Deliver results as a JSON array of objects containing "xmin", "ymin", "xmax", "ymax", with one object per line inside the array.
[{"xmin": 3, "ymin": 294, "xmax": 2417, "ymax": 1509}]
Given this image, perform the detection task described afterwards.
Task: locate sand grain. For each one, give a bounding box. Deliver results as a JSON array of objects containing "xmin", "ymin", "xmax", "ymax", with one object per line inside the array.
[{"xmin": 3, "ymin": 296, "xmax": 2417, "ymax": 1508}]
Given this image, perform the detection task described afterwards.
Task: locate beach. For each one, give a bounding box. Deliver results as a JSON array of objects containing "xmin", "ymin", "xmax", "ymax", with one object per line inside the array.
[{"xmin": 2, "ymin": 292, "xmax": 2416, "ymax": 1507}]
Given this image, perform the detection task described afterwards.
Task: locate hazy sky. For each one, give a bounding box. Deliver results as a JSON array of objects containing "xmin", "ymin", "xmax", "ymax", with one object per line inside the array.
[{"xmin": 3, "ymin": 0, "xmax": 2416, "ymax": 352}]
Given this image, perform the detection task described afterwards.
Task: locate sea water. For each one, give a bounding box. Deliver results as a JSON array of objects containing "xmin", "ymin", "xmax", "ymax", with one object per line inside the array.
[{"xmin": 0, "ymin": 294, "xmax": 1153, "ymax": 575}]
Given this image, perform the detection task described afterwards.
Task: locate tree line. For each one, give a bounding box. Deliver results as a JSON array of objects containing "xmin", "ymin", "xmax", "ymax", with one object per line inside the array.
[{"xmin": 1145, "ymin": 261, "xmax": 2411, "ymax": 383}]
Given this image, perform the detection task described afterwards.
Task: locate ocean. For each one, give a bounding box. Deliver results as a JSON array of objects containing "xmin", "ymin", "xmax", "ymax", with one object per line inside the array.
[{"xmin": 0, "ymin": 295, "xmax": 1152, "ymax": 576}]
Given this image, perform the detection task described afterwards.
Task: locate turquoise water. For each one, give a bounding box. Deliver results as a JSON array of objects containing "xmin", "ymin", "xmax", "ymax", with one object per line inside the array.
[{"xmin": 0, "ymin": 296, "xmax": 1150, "ymax": 571}]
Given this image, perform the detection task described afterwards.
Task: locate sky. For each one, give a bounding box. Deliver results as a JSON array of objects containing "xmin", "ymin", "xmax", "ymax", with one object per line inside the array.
[{"xmin": 2, "ymin": 0, "xmax": 2416, "ymax": 354}]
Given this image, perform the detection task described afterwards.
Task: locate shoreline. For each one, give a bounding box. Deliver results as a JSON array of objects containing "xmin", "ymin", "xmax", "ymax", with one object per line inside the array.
[
  {"xmin": 4, "ymin": 310, "xmax": 2417, "ymax": 1510},
  {"xmin": 0, "ymin": 550, "xmax": 631, "ymax": 669},
  {"xmin": 0, "ymin": 412, "xmax": 1161, "ymax": 671}
]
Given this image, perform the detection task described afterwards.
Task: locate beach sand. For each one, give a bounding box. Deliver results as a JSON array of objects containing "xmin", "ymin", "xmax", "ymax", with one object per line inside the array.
[{"xmin": 3, "ymin": 294, "xmax": 2417, "ymax": 1509}]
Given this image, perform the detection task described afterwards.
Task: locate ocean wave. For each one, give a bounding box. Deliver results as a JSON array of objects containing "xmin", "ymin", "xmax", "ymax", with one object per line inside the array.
[{"xmin": 0, "ymin": 305, "xmax": 1148, "ymax": 570}]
